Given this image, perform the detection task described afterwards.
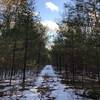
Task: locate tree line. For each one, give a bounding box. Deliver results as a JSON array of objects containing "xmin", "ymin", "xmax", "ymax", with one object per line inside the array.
[
  {"xmin": 51, "ymin": 0, "xmax": 100, "ymax": 89},
  {"xmin": 0, "ymin": 0, "xmax": 49, "ymax": 89}
]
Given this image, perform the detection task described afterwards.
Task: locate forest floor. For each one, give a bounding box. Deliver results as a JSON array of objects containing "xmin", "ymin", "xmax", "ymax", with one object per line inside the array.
[{"xmin": 0, "ymin": 65, "xmax": 93, "ymax": 100}]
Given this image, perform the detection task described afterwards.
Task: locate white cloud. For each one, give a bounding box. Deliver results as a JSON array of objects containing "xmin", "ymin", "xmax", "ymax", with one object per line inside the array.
[
  {"xmin": 33, "ymin": 11, "xmax": 39, "ymax": 16},
  {"xmin": 45, "ymin": 2, "xmax": 59, "ymax": 12},
  {"xmin": 41, "ymin": 20, "xmax": 59, "ymax": 49},
  {"xmin": 41, "ymin": 20, "xmax": 59, "ymax": 32}
]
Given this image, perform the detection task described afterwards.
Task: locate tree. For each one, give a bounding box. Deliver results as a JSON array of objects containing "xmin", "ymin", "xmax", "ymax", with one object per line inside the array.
[
  {"xmin": 51, "ymin": 0, "xmax": 100, "ymax": 87},
  {"xmin": 1, "ymin": 0, "xmax": 47, "ymax": 89}
]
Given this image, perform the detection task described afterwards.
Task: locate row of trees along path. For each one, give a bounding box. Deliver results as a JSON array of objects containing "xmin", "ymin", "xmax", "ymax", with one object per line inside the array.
[
  {"xmin": 51, "ymin": 0, "xmax": 100, "ymax": 94},
  {"xmin": 0, "ymin": 0, "xmax": 49, "ymax": 90},
  {"xmin": 0, "ymin": 0, "xmax": 100, "ymax": 99}
]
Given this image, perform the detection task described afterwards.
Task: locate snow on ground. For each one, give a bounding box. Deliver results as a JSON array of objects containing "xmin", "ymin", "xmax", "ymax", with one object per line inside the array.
[
  {"xmin": 1, "ymin": 65, "xmax": 92, "ymax": 100},
  {"xmin": 33, "ymin": 65, "xmax": 91, "ymax": 100},
  {"xmin": 40, "ymin": 65, "xmax": 56, "ymax": 77}
]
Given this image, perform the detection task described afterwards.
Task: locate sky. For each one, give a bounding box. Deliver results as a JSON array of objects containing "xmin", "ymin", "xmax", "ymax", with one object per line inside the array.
[
  {"xmin": 36, "ymin": 0, "xmax": 65, "ymax": 21},
  {"xmin": 0, "ymin": 0, "xmax": 72, "ymax": 48},
  {"xmin": 36, "ymin": 0, "xmax": 69, "ymax": 47}
]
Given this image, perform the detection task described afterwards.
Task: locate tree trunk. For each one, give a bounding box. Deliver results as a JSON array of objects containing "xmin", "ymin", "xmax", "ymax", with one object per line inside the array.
[
  {"xmin": 36, "ymin": 50, "xmax": 40, "ymax": 75},
  {"xmin": 10, "ymin": 40, "xmax": 16, "ymax": 85},
  {"xmin": 22, "ymin": 36, "xmax": 28, "ymax": 90}
]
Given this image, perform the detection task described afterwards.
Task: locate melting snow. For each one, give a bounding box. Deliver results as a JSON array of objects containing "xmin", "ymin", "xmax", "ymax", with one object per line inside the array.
[{"xmin": 1, "ymin": 65, "xmax": 91, "ymax": 100}]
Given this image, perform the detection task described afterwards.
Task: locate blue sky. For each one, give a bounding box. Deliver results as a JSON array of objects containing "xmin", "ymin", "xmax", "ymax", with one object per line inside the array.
[
  {"xmin": 35, "ymin": 0, "xmax": 71, "ymax": 48},
  {"xmin": 36, "ymin": 0, "xmax": 65, "ymax": 21}
]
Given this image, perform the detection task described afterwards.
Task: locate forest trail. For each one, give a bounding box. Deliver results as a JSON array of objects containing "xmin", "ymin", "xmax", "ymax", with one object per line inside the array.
[
  {"xmin": 19, "ymin": 65, "xmax": 89, "ymax": 100},
  {"xmin": 1, "ymin": 65, "xmax": 91, "ymax": 100}
]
